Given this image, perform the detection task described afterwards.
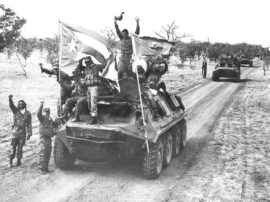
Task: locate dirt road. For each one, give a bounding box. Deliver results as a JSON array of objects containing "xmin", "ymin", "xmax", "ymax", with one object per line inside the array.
[{"xmin": 1, "ymin": 62, "xmax": 269, "ymax": 202}]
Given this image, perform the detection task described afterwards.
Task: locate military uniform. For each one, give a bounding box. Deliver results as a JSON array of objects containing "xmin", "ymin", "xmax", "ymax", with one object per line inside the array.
[
  {"xmin": 37, "ymin": 104, "xmax": 58, "ymax": 171},
  {"xmin": 147, "ymin": 57, "xmax": 168, "ymax": 90},
  {"xmin": 114, "ymin": 20, "xmax": 140, "ymax": 79},
  {"xmin": 9, "ymin": 97, "xmax": 32, "ymax": 166},
  {"xmin": 63, "ymin": 79, "xmax": 88, "ymax": 120},
  {"xmin": 40, "ymin": 65, "xmax": 74, "ymax": 106},
  {"xmin": 85, "ymin": 63, "xmax": 107, "ymax": 121},
  {"xmin": 201, "ymin": 52, "xmax": 208, "ymax": 79}
]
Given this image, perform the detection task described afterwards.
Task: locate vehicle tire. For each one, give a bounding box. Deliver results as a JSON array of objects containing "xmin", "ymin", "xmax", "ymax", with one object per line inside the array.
[
  {"xmin": 54, "ymin": 137, "xmax": 75, "ymax": 170},
  {"xmin": 249, "ymin": 61, "xmax": 253, "ymax": 67},
  {"xmin": 179, "ymin": 119, "xmax": 187, "ymax": 150},
  {"xmin": 142, "ymin": 139, "xmax": 164, "ymax": 179},
  {"xmin": 212, "ymin": 72, "xmax": 219, "ymax": 81},
  {"xmin": 212, "ymin": 72, "xmax": 216, "ymax": 81},
  {"xmin": 163, "ymin": 134, "xmax": 173, "ymax": 168},
  {"xmin": 172, "ymin": 126, "xmax": 181, "ymax": 157},
  {"xmin": 236, "ymin": 73, "xmax": 241, "ymax": 82}
]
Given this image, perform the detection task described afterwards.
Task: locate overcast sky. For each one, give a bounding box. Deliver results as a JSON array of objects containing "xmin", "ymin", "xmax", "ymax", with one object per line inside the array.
[{"xmin": 2, "ymin": 0, "xmax": 270, "ymax": 46}]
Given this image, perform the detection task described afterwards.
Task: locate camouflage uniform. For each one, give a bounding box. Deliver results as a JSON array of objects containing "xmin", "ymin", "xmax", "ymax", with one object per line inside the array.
[
  {"xmin": 9, "ymin": 97, "xmax": 32, "ymax": 165},
  {"xmin": 37, "ymin": 104, "xmax": 58, "ymax": 171},
  {"xmin": 85, "ymin": 63, "xmax": 107, "ymax": 119}
]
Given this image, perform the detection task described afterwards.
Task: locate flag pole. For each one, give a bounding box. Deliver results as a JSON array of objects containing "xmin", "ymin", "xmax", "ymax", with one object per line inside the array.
[
  {"xmin": 131, "ymin": 34, "xmax": 149, "ymax": 153},
  {"xmin": 58, "ymin": 20, "xmax": 62, "ymax": 115}
]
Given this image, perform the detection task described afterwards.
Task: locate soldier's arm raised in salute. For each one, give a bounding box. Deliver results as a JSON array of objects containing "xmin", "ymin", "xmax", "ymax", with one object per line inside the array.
[
  {"xmin": 114, "ymin": 20, "xmax": 123, "ymax": 40},
  {"xmin": 135, "ymin": 17, "xmax": 140, "ymax": 35},
  {"xmin": 37, "ymin": 101, "xmax": 45, "ymax": 122},
  {"xmin": 8, "ymin": 94, "xmax": 17, "ymax": 114}
]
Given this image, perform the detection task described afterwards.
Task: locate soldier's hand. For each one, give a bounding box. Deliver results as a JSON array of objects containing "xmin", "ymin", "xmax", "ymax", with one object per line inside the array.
[
  {"xmin": 26, "ymin": 135, "xmax": 31, "ymax": 140},
  {"xmin": 40, "ymin": 101, "xmax": 44, "ymax": 105},
  {"xmin": 135, "ymin": 17, "xmax": 140, "ymax": 24},
  {"xmin": 9, "ymin": 94, "xmax": 13, "ymax": 99}
]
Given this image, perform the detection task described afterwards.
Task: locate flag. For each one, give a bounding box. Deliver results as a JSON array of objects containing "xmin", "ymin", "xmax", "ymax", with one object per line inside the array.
[
  {"xmin": 59, "ymin": 21, "xmax": 111, "ymax": 75},
  {"xmin": 140, "ymin": 36, "xmax": 174, "ymax": 56},
  {"xmin": 131, "ymin": 34, "xmax": 156, "ymax": 56},
  {"xmin": 132, "ymin": 35, "xmax": 174, "ymax": 57}
]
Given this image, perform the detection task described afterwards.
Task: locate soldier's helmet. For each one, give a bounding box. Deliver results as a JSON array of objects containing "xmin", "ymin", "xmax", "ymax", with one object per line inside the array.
[{"xmin": 43, "ymin": 107, "xmax": 50, "ymax": 113}]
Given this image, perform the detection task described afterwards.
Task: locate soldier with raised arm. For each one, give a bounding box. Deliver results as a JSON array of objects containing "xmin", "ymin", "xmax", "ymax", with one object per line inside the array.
[
  {"xmin": 114, "ymin": 16, "xmax": 140, "ymax": 79},
  {"xmin": 39, "ymin": 63, "xmax": 74, "ymax": 106},
  {"xmin": 8, "ymin": 95, "xmax": 32, "ymax": 167},
  {"xmin": 37, "ymin": 101, "xmax": 59, "ymax": 173}
]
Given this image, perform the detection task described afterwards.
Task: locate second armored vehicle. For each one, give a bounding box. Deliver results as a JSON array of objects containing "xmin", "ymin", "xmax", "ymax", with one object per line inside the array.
[{"xmin": 212, "ymin": 55, "xmax": 241, "ymax": 81}]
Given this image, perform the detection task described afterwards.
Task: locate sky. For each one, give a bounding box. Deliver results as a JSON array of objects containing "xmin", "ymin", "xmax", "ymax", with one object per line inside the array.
[{"xmin": 1, "ymin": 0, "xmax": 270, "ymax": 47}]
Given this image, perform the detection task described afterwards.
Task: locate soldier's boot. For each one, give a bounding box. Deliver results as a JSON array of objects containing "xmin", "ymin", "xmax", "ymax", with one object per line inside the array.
[
  {"xmin": 17, "ymin": 159, "xmax": 21, "ymax": 166},
  {"xmin": 88, "ymin": 116, "xmax": 98, "ymax": 125},
  {"xmin": 152, "ymin": 109, "xmax": 160, "ymax": 120},
  {"xmin": 10, "ymin": 157, "xmax": 14, "ymax": 167}
]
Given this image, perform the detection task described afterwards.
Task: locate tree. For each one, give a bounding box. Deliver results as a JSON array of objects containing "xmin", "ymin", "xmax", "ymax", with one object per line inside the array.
[
  {"xmin": 155, "ymin": 20, "xmax": 190, "ymax": 42},
  {"xmin": 0, "ymin": 4, "xmax": 26, "ymax": 52},
  {"xmin": 101, "ymin": 27, "xmax": 118, "ymax": 50},
  {"xmin": 15, "ymin": 37, "xmax": 36, "ymax": 66},
  {"xmin": 41, "ymin": 36, "xmax": 59, "ymax": 67}
]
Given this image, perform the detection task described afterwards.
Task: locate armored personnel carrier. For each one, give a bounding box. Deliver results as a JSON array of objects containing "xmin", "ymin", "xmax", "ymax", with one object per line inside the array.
[
  {"xmin": 212, "ymin": 54, "xmax": 241, "ymax": 81},
  {"xmin": 54, "ymin": 75, "xmax": 186, "ymax": 179}
]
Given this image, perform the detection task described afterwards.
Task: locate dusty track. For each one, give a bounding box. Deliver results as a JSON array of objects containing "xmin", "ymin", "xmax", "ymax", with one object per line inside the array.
[{"xmin": 1, "ymin": 65, "xmax": 269, "ymax": 202}]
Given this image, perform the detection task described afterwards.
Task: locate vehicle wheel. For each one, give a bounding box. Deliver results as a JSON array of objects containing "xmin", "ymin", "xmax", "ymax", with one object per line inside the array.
[
  {"xmin": 249, "ymin": 61, "xmax": 253, "ymax": 67},
  {"xmin": 163, "ymin": 134, "xmax": 173, "ymax": 167},
  {"xmin": 142, "ymin": 139, "xmax": 164, "ymax": 179},
  {"xmin": 172, "ymin": 126, "xmax": 181, "ymax": 157},
  {"xmin": 179, "ymin": 119, "xmax": 187, "ymax": 150},
  {"xmin": 212, "ymin": 72, "xmax": 216, "ymax": 81},
  {"xmin": 236, "ymin": 73, "xmax": 241, "ymax": 82},
  {"xmin": 54, "ymin": 137, "xmax": 75, "ymax": 169},
  {"xmin": 212, "ymin": 72, "xmax": 219, "ymax": 81}
]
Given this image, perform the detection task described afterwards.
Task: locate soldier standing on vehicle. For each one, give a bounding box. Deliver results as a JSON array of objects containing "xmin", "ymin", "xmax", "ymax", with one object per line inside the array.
[
  {"xmin": 37, "ymin": 101, "xmax": 58, "ymax": 173},
  {"xmin": 8, "ymin": 95, "xmax": 32, "ymax": 167},
  {"xmin": 114, "ymin": 16, "xmax": 140, "ymax": 79},
  {"xmin": 84, "ymin": 55, "xmax": 114, "ymax": 124}
]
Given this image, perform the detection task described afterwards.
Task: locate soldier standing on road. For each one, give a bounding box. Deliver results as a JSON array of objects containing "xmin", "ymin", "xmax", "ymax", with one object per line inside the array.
[
  {"xmin": 114, "ymin": 16, "xmax": 140, "ymax": 79},
  {"xmin": 37, "ymin": 101, "xmax": 58, "ymax": 173},
  {"xmin": 8, "ymin": 95, "xmax": 32, "ymax": 167},
  {"xmin": 201, "ymin": 50, "xmax": 208, "ymax": 79}
]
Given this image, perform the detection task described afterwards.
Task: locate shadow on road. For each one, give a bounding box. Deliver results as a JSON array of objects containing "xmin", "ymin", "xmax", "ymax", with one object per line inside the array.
[{"xmin": 212, "ymin": 78, "xmax": 253, "ymax": 83}]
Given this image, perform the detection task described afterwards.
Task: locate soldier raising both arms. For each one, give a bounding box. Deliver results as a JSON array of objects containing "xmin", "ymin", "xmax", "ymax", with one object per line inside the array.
[
  {"xmin": 114, "ymin": 15, "xmax": 140, "ymax": 79},
  {"xmin": 8, "ymin": 95, "xmax": 32, "ymax": 167}
]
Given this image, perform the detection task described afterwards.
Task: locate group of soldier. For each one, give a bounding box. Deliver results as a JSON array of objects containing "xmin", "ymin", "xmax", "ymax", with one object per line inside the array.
[
  {"xmin": 8, "ymin": 16, "xmax": 173, "ymax": 173},
  {"xmin": 8, "ymin": 95, "xmax": 57, "ymax": 173}
]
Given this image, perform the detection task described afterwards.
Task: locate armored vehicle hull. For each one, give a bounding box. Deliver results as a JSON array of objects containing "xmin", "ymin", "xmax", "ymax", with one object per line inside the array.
[
  {"xmin": 54, "ymin": 78, "xmax": 187, "ymax": 179},
  {"xmin": 212, "ymin": 65, "xmax": 241, "ymax": 81}
]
